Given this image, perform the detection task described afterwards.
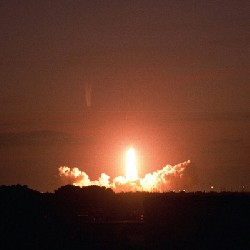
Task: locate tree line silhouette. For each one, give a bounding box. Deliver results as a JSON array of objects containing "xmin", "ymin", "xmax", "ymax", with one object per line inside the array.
[{"xmin": 1, "ymin": 184, "xmax": 249, "ymax": 249}]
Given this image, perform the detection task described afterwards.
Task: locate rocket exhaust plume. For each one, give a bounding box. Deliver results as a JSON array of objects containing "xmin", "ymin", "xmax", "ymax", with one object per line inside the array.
[
  {"xmin": 59, "ymin": 148, "xmax": 193, "ymax": 192},
  {"xmin": 125, "ymin": 147, "xmax": 138, "ymax": 181}
]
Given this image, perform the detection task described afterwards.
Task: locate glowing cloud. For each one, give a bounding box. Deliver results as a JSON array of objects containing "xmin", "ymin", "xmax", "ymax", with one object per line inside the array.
[{"xmin": 59, "ymin": 157, "xmax": 192, "ymax": 192}]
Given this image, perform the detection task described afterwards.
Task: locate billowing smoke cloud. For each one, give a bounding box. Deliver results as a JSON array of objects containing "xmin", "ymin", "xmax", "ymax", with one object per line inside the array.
[{"xmin": 59, "ymin": 160, "xmax": 193, "ymax": 192}]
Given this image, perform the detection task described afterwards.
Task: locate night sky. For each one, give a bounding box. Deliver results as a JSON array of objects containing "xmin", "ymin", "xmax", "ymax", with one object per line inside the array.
[{"xmin": 0, "ymin": 0, "xmax": 249, "ymax": 192}]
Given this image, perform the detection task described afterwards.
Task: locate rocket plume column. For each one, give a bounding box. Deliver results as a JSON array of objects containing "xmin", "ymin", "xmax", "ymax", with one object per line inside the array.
[{"xmin": 125, "ymin": 147, "xmax": 138, "ymax": 181}]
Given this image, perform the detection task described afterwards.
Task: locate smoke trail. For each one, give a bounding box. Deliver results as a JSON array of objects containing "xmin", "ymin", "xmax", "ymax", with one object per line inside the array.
[
  {"xmin": 85, "ymin": 83, "xmax": 92, "ymax": 107},
  {"xmin": 59, "ymin": 160, "xmax": 193, "ymax": 192}
]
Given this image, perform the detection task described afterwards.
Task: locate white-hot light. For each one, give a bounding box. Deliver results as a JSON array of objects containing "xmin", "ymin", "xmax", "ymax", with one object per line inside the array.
[{"xmin": 125, "ymin": 147, "xmax": 138, "ymax": 181}]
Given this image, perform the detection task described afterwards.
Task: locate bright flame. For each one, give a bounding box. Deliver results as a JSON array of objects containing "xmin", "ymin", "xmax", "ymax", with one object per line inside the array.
[
  {"xmin": 58, "ymin": 148, "xmax": 193, "ymax": 192},
  {"xmin": 125, "ymin": 147, "xmax": 138, "ymax": 181}
]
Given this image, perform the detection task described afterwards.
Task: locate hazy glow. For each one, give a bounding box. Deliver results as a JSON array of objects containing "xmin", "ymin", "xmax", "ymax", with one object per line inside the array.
[
  {"xmin": 59, "ymin": 148, "xmax": 192, "ymax": 192},
  {"xmin": 125, "ymin": 147, "xmax": 138, "ymax": 181}
]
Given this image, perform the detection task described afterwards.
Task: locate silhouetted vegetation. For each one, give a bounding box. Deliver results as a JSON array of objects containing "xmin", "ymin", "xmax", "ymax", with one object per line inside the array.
[{"xmin": 1, "ymin": 185, "xmax": 249, "ymax": 249}]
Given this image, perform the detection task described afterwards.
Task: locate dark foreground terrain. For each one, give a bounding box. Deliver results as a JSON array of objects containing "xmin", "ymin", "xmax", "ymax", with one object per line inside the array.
[{"xmin": 1, "ymin": 185, "xmax": 250, "ymax": 249}]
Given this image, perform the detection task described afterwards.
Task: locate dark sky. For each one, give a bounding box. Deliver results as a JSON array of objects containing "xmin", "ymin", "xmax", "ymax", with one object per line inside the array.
[{"xmin": 0, "ymin": 0, "xmax": 249, "ymax": 191}]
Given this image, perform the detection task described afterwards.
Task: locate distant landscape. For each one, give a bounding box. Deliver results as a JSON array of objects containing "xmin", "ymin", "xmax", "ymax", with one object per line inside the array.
[{"xmin": 1, "ymin": 184, "xmax": 249, "ymax": 249}]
